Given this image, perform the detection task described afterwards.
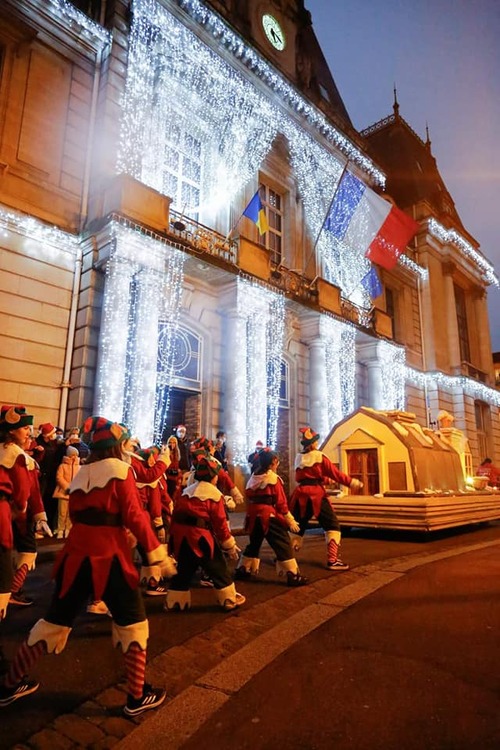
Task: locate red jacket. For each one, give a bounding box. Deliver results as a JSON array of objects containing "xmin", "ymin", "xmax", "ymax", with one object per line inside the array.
[
  {"xmin": 245, "ymin": 470, "xmax": 290, "ymax": 534},
  {"xmin": 0, "ymin": 443, "xmax": 45, "ymax": 537},
  {"xmin": 170, "ymin": 480, "xmax": 234, "ymax": 559},
  {"xmin": 54, "ymin": 458, "xmax": 163, "ymax": 600},
  {"xmin": 290, "ymin": 449, "xmax": 353, "ymax": 517}
]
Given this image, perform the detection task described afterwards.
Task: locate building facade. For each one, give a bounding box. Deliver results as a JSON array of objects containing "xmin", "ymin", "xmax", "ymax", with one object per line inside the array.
[{"xmin": 0, "ymin": 0, "xmax": 498, "ymax": 488}]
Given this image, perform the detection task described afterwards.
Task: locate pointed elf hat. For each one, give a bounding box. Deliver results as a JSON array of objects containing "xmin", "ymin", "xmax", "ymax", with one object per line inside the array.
[
  {"xmin": 299, "ymin": 426, "xmax": 320, "ymax": 448},
  {"xmin": 0, "ymin": 405, "xmax": 34, "ymax": 429},
  {"xmin": 193, "ymin": 455, "xmax": 221, "ymax": 482},
  {"xmin": 82, "ymin": 416, "xmax": 127, "ymax": 450}
]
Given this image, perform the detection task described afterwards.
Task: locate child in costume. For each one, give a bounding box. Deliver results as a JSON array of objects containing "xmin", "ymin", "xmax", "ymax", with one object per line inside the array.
[
  {"xmin": 0, "ymin": 405, "xmax": 52, "ymax": 609},
  {"xmin": 165, "ymin": 455, "xmax": 245, "ymax": 612},
  {"xmin": 0, "ymin": 416, "xmax": 176, "ymax": 713},
  {"xmin": 235, "ymin": 448, "xmax": 308, "ymax": 586},
  {"xmin": 53, "ymin": 446, "xmax": 81, "ymax": 539},
  {"xmin": 289, "ymin": 427, "xmax": 363, "ymax": 571}
]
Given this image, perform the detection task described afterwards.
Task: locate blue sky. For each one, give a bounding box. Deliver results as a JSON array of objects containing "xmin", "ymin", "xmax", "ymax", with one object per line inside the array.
[{"xmin": 306, "ymin": 0, "xmax": 500, "ymax": 352}]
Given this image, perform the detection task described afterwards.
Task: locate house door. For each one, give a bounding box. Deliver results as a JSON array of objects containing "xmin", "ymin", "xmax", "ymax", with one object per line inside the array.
[{"xmin": 346, "ymin": 449, "xmax": 379, "ymax": 495}]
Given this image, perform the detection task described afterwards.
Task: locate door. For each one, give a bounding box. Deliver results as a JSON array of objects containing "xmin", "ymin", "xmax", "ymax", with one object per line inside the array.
[{"xmin": 346, "ymin": 448, "xmax": 379, "ymax": 495}]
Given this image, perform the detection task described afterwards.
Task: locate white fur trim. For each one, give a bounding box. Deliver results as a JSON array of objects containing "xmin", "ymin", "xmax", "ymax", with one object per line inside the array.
[
  {"xmin": 0, "ymin": 592, "xmax": 10, "ymax": 620},
  {"xmin": 0, "ymin": 443, "xmax": 34, "ymax": 471},
  {"xmin": 325, "ymin": 530, "xmax": 341, "ymax": 545},
  {"xmin": 294, "ymin": 449, "xmax": 323, "ymax": 470},
  {"xmin": 15, "ymin": 551, "xmax": 37, "ymax": 571},
  {"xmin": 112, "ymin": 619, "xmax": 149, "ymax": 652},
  {"xmin": 215, "ymin": 583, "xmax": 237, "ymax": 606},
  {"xmin": 146, "ymin": 544, "xmax": 167, "ymax": 566},
  {"xmin": 238, "ymin": 556, "xmax": 260, "ymax": 574},
  {"xmin": 140, "ymin": 565, "xmax": 161, "ymax": 583},
  {"xmin": 221, "ymin": 536, "xmax": 237, "ymax": 551},
  {"xmin": 182, "ymin": 480, "xmax": 223, "ymax": 502},
  {"xmin": 166, "ymin": 590, "xmax": 191, "ymax": 610},
  {"xmin": 246, "ymin": 470, "xmax": 278, "ymax": 490},
  {"xmin": 276, "ymin": 558, "xmax": 299, "ymax": 576},
  {"xmin": 136, "ymin": 478, "xmax": 161, "ymax": 489},
  {"xmin": 69, "ymin": 458, "xmax": 130, "ymax": 494},
  {"xmin": 28, "ymin": 619, "xmax": 71, "ymax": 654}
]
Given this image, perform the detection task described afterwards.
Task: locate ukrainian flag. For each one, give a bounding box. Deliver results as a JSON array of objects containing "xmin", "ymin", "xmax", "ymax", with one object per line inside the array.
[{"xmin": 243, "ymin": 191, "xmax": 269, "ymax": 235}]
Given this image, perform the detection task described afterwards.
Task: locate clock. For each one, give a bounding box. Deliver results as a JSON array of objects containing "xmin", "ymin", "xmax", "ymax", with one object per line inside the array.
[{"xmin": 262, "ymin": 13, "xmax": 286, "ymax": 51}]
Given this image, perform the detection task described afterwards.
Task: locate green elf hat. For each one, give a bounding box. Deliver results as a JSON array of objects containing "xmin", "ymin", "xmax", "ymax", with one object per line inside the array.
[
  {"xmin": 299, "ymin": 426, "xmax": 320, "ymax": 448},
  {"xmin": 82, "ymin": 416, "xmax": 127, "ymax": 450},
  {"xmin": 193, "ymin": 455, "xmax": 221, "ymax": 482},
  {"xmin": 0, "ymin": 405, "xmax": 34, "ymax": 429}
]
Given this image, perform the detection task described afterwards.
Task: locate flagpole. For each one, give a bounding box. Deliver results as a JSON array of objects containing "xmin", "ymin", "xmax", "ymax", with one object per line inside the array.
[
  {"xmin": 304, "ymin": 160, "xmax": 350, "ymax": 287},
  {"xmin": 225, "ymin": 189, "xmax": 259, "ymax": 242}
]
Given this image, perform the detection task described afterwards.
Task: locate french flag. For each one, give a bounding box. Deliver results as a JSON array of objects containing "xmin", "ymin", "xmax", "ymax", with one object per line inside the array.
[{"xmin": 324, "ymin": 170, "xmax": 419, "ymax": 270}]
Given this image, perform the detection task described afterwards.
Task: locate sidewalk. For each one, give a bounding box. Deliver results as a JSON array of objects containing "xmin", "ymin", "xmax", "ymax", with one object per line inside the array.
[{"xmin": 17, "ymin": 525, "xmax": 500, "ymax": 750}]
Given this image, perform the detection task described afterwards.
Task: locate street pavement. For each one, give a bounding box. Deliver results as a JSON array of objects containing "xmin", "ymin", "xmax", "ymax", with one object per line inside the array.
[{"xmin": 1, "ymin": 516, "xmax": 500, "ymax": 749}]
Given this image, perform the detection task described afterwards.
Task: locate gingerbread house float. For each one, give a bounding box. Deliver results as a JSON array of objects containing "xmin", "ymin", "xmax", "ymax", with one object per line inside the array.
[{"xmin": 321, "ymin": 408, "xmax": 500, "ymax": 532}]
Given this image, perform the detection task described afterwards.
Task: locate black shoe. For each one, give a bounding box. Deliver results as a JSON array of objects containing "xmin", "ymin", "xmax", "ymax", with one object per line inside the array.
[
  {"xmin": 9, "ymin": 591, "xmax": 34, "ymax": 607},
  {"xmin": 286, "ymin": 571, "xmax": 308, "ymax": 587},
  {"xmin": 123, "ymin": 684, "xmax": 166, "ymax": 717},
  {"xmin": 199, "ymin": 572, "xmax": 214, "ymax": 588},
  {"xmin": 234, "ymin": 567, "xmax": 252, "ymax": 580},
  {"xmin": 0, "ymin": 679, "xmax": 40, "ymax": 707}
]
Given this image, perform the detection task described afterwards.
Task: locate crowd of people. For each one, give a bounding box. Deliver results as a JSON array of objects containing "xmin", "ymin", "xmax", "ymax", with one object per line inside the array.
[{"xmin": 0, "ymin": 405, "xmax": 363, "ymax": 715}]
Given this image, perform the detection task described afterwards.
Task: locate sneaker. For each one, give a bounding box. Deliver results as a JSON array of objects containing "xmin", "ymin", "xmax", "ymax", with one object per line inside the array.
[
  {"xmin": 0, "ymin": 679, "xmax": 40, "ymax": 707},
  {"xmin": 199, "ymin": 572, "xmax": 215, "ymax": 588},
  {"xmin": 234, "ymin": 567, "xmax": 252, "ymax": 581},
  {"xmin": 327, "ymin": 560, "xmax": 350, "ymax": 571},
  {"xmin": 286, "ymin": 571, "xmax": 309, "ymax": 587},
  {"xmin": 86, "ymin": 600, "xmax": 111, "ymax": 616},
  {"xmin": 222, "ymin": 592, "xmax": 246, "ymax": 611},
  {"xmin": 145, "ymin": 578, "xmax": 168, "ymax": 596},
  {"xmin": 123, "ymin": 683, "xmax": 166, "ymax": 717},
  {"xmin": 9, "ymin": 591, "xmax": 34, "ymax": 607}
]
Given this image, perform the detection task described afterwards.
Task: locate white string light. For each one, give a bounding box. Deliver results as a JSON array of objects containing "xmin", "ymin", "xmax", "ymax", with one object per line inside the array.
[
  {"xmin": 405, "ymin": 366, "xmax": 500, "ymax": 408},
  {"xmin": 428, "ymin": 219, "xmax": 499, "ymax": 287},
  {"xmin": 320, "ymin": 316, "xmax": 356, "ymax": 424},
  {"xmin": 47, "ymin": 0, "xmax": 111, "ymax": 46},
  {"xmin": 379, "ymin": 340, "xmax": 406, "ymax": 410}
]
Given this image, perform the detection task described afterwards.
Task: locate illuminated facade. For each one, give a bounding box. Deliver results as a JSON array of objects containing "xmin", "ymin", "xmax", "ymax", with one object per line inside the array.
[{"xmin": 0, "ymin": 0, "xmax": 498, "ymax": 486}]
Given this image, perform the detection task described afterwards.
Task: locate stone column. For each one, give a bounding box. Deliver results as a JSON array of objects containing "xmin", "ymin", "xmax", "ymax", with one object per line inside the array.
[
  {"xmin": 442, "ymin": 261, "xmax": 461, "ymax": 370},
  {"xmin": 127, "ymin": 269, "xmax": 164, "ymax": 446},
  {"xmin": 223, "ymin": 309, "xmax": 249, "ymax": 465},
  {"xmin": 471, "ymin": 287, "xmax": 494, "ymax": 381},
  {"xmin": 308, "ymin": 338, "xmax": 329, "ymax": 438},
  {"xmin": 94, "ymin": 255, "xmax": 136, "ymax": 421}
]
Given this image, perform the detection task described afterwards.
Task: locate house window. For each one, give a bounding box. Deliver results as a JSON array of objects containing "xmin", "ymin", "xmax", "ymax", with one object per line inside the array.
[
  {"xmin": 162, "ymin": 125, "xmax": 202, "ymax": 219},
  {"xmin": 259, "ymin": 184, "xmax": 283, "ymax": 266},
  {"xmin": 454, "ymin": 284, "xmax": 470, "ymax": 363},
  {"xmin": 385, "ymin": 287, "xmax": 399, "ymax": 341},
  {"xmin": 71, "ymin": 0, "xmax": 102, "ymax": 21},
  {"xmin": 474, "ymin": 400, "xmax": 491, "ymax": 460}
]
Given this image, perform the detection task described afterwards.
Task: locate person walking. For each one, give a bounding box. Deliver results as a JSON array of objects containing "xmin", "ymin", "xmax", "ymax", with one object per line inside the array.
[
  {"xmin": 289, "ymin": 427, "xmax": 363, "ymax": 571},
  {"xmin": 235, "ymin": 448, "xmax": 308, "ymax": 587},
  {"xmin": 0, "ymin": 405, "xmax": 52, "ymax": 608},
  {"xmin": 165, "ymin": 455, "xmax": 245, "ymax": 612},
  {"xmin": 0, "ymin": 416, "xmax": 176, "ymax": 713}
]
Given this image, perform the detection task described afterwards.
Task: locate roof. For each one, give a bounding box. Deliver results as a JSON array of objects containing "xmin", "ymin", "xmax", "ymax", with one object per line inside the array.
[{"xmin": 361, "ymin": 105, "xmax": 473, "ymax": 241}]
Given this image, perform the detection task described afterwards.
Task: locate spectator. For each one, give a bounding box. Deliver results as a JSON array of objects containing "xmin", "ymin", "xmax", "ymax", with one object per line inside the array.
[
  {"xmin": 476, "ymin": 458, "xmax": 500, "ymax": 487},
  {"xmin": 53, "ymin": 446, "xmax": 81, "ymax": 539},
  {"xmin": 65, "ymin": 428, "xmax": 90, "ymax": 463},
  {"xmin": 36, "ymin": 423, "xmax": 65, "ymax": 529},
  {"xmin": 214, "ymin": 430, "xmax": 228, "ymax": 470}
]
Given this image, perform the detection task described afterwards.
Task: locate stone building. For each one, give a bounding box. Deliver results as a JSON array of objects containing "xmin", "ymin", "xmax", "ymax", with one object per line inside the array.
[{"xmin": 0, "ymin": 0, "xmax": 498, "ymax": 488}]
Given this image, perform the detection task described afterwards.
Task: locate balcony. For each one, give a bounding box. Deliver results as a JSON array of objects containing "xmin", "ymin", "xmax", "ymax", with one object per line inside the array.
[{"xmin": 453, "ymin": 362, "xmax": 489, "ymax": 384}]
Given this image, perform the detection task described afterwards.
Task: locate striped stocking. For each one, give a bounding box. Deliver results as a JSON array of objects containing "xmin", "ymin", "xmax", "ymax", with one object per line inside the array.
[
  {"xmin": 124, "ymin": 642, "xmax": 146, "ymax": 699},
  {"xmin": 11, "ymin": 564, "xmax": 29, "ymax": 594},
  {"xmin": 4, "ymin": 640, "xmax": 46, "ymax": 688}
]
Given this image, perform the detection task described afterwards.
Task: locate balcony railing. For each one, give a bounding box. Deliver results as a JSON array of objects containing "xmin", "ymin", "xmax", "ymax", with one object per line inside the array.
[
  {"xmin": 453, "ymin": 361, "xmax": 488, "ymax": 384},
  {"xmin": 167, "ymin": 210, "xmax": 238, "ymax": 265}
]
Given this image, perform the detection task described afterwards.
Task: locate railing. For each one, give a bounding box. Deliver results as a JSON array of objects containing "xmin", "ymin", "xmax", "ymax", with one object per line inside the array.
[
  {"xmin": 165, "ymin": 211, "xmax": 378, "ymax": 334},
  {"xmin": 453, "ymin": 361, "xmax": 488, "ymax": 384},
  {"xmin": 167, "ymin": 210, "xmax": 238, "ymax": 265}
]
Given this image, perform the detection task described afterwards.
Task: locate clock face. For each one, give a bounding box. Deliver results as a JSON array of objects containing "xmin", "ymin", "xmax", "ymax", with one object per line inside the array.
[{"xmin": 262, "ymin": 13, "xmax": 286, "ymax": 51}]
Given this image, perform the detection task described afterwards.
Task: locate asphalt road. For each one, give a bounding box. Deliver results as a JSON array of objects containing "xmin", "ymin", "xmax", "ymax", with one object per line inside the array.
[{"xmin": 1, "ymin": 521, "xmax": 500, "ymax": 749}]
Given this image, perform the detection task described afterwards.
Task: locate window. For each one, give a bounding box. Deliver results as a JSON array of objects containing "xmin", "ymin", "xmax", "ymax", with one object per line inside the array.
[
  {"xmin": 162, "ymin": 125, "xmax": 202, "ymax": 219},
  {"xmin": 259, "ymin": 184, "xmax": 283, "ymax": 266},
  {"xmin": 474, "ymin": 400, "xmax": 491, "ymax": 460},
  {"xmin": 454, "ymin": 284, "xmax": 470, "ymax": 363},
  {"xmin": 71, "ymin": 0, "xmax": 102, "ymax": 21},
  {"xmin": 385, "ymin": 287, "xmax": 399, "ymax": 341}
]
